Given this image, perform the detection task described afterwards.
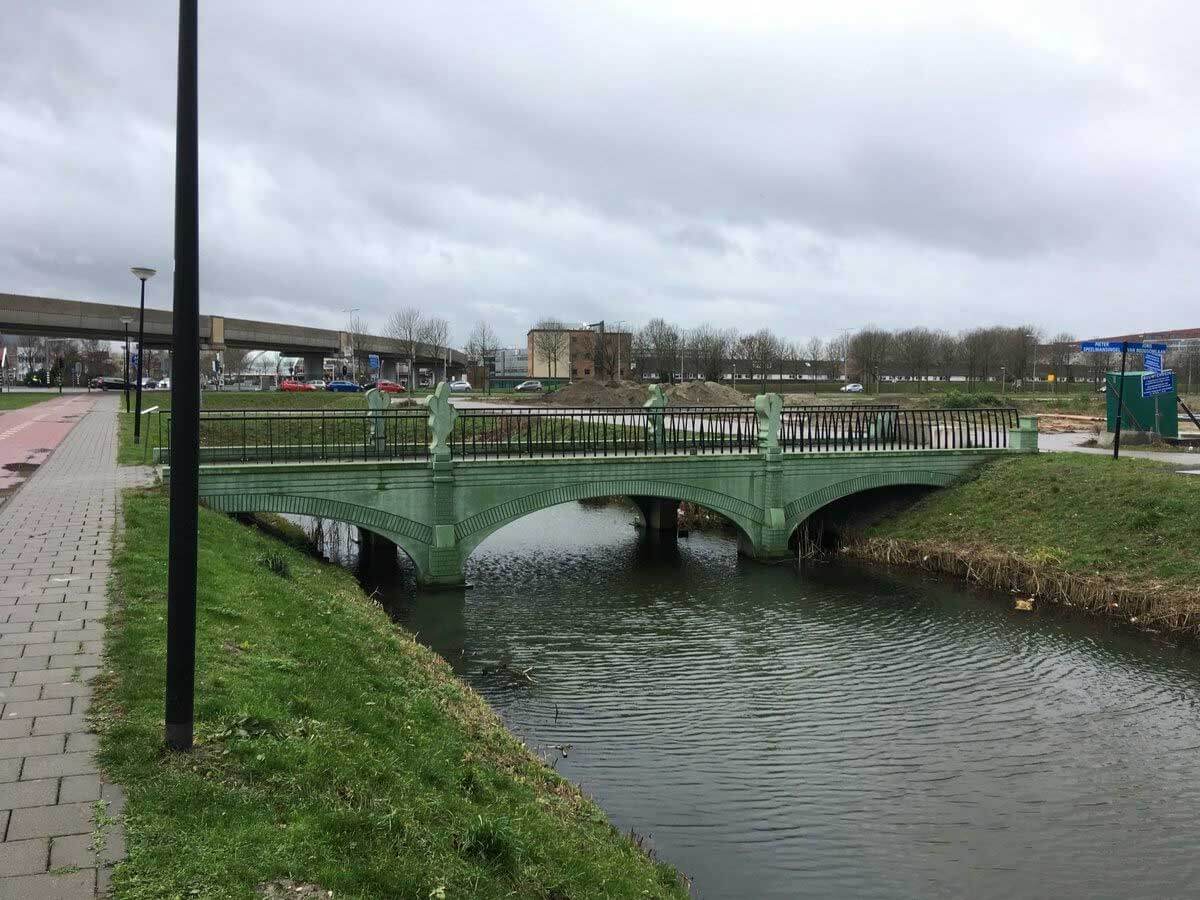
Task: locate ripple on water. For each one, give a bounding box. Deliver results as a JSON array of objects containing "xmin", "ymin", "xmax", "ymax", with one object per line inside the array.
[{"xmin": 372, "ymin": 503, "xmax": 1200, "ymax": 900}]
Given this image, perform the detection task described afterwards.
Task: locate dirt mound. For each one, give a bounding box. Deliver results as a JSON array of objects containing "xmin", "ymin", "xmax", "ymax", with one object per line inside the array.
[
  {"xmin": 547, "ymin": 380, "xmax": 649, "ymax": 407},
  {"xmin": 664, "ymin": 381, "xmax": 748, "ymax": 406}
]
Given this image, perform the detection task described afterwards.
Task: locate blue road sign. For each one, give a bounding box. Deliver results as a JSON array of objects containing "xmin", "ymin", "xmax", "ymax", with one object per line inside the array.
[
  {"xmin": 1141, "ymin": 371, "xmax": 1175, "ymax": 397},
  {"xmin": 368, "ymin": 353, "xmax": 380, "ymax": 370},
  {"xmin": 1081, "ymin": 340, "xmax": 1169, "ymax": 353},
  {"xmin": 1144, "ymin": 350, "xmax": 1163, "ymax": 374},
  {"xmin": 131, "ymin": 353, "xmax": 140, "ymax": 367}
]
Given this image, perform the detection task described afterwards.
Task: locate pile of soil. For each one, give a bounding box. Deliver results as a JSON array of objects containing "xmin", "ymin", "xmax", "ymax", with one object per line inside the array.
[
  {"xmin": 546, "ymin": 380, "xmax": 649, "ymax": 407},
  {"xmin": 664, "ymin": 381, "xmax": 748, "ymax": 406},
  {"xmin": 1038, "ymin": 413, "xmax": 1101, "ymax": 433}
]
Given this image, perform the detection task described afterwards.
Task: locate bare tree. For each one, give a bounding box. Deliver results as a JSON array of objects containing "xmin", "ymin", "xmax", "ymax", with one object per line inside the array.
[
  {"xmin": 933, "ymin": 331, "xmax": 959, "ymax": 382},
  {"xmin": 532, "ymin": 319, "xmax": 569, "ymax": 379},
  {"xmin": 848, "ymin": 327, "xmax": 891, "ymax": 391},
  {"xmin": 424, "ymin": 317, "xmax": 450, "ymax": 383},
  {"xmin": 893, "ymin": 327, "xmax": 937, "ymax": 390},
  {"xmin": 640, "ymin": 318, "xmax": 681, "ymax": 382},
  {"xmin": 387, "ymin": 307, "xmax": 426, "ymax": 390},
  {"xmin": 689, "ymin": 324, "xmax": 731, "ymax": 383},
  {"xmin": 1047, "ymin": 331, "xmax": 1075, "ymax": 384},
  {"xmin": 824, "ymin": 334, "xmax": 849, "ymax": 382},
  {"xmin": 747, "ymin": 328, "xmax": 780, "ymax": 391}
]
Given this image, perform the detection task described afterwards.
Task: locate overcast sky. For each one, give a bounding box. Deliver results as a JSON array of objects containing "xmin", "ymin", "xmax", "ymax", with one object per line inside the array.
[{"xmin": 2, "ymin": 1, "xmax": 1197, "ymax": 347}]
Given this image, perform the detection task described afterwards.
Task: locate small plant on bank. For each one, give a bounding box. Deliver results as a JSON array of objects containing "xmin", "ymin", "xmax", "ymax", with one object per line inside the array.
[{"xmin": 257, "ymin": 549, "xmax": 291, "ymax": 579}]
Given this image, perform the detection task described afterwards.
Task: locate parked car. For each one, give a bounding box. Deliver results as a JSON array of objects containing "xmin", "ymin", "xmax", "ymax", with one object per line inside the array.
[
  {"xmin": 326, "ymin": 380, "xmax": 361, "ymax": 392},
  {"xmin": 514, "ymin": 380, "xmax": 543, "ymax": 392},
  {"xmin": 88, "ymin": 376, "xmax": 104, "ymax": 389},
  {"xmin": 280, "ymin": 379, "xmax": 316, "ymax": 392},
  {"xmin": 156, "ymin": 378, "xmax": 171, "ymax": 390},
  {"xmin": 305, "ymin": 379, "xmax": 327, "ymax": 390},
  {"xmin": 840, "ymin": 383, "xmax": 865, "ymax": 393},
  {"xmin": 98, "ymin": 376, "xmax": 130, "ymax": 391},
  {"xmin": 369, "ymin": 380, "xmax": 406, "ymax": 394},
  {"xmin": 448, "ymin": 380, "xmax": 472, "ymax": 392}
]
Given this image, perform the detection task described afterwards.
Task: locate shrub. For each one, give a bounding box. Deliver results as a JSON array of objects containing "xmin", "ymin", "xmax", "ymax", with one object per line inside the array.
[
  {"xmin": 938, "ymin": 389, "xmax": 1002, "ymax": 408},
  {"xmin": 257, "ymin": 549, "xmax": 291, "ymax": 578}
]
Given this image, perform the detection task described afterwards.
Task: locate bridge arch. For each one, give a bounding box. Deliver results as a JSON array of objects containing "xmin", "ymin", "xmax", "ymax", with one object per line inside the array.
[
  {"xmin": 203, "ymin": 492, "xmax": 436, "ymax": 580},
  {"xmin": 453, "ymin": 478, "xmax": 763, "ymax": 563},
  {"xmin": 782, "ymin": 470, "xmax": 957, "ymax": 540}
]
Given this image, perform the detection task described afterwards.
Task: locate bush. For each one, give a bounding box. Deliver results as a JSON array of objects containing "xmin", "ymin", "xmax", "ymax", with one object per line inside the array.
[
  {"xmin": 257, "ymin": 549, "xmax": 291, "ymax": 578},
  {"xmin": 938, "ymin": 389, "xmax": 1002, "ymax": 408}
]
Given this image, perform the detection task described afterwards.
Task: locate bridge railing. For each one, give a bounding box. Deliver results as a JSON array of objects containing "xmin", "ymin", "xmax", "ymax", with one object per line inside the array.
[
  {"xmin": 779, "ymin": 407, "xmax": 1018, "ymax": 452},
  {"xmin": 451, "ymin": 406, "xmax": 758, "ymax": 459},
  {"xmin": 159, "ymin": 408, "xmax": 431, "ymax": 463}
]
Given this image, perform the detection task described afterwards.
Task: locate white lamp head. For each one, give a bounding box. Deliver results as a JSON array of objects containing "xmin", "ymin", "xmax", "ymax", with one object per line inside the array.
[{"xmin": 130, "ymin": 266, "xmax": 157, "ymax": 281}]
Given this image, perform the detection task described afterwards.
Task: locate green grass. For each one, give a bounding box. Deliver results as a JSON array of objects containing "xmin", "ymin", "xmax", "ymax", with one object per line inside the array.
[
  {"xmin": 0, "ymin": 391, "xmax": 58, "ymax": 412},
  {"xmin": 97, "ymin": 490, "xmax": 686, "ymax": 899},
  {"xmin": 865, "ymin": 453, "xmax": 1200, "ymax": 593}
]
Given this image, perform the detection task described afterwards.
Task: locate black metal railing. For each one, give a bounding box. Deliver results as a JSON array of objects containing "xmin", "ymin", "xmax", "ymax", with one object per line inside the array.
[
  {"xmin": 451, "ymin": 406, "xmax": 758, "ymax": 459},
  {"xmin": 158, "ymin": 408, "xmax": 430, "ymax": 463},
  {"xmin": 779, "ymin": 407, "xmax": 1018, "ymax": 452},
  {"xmin": 153, "ymin": 404, "xmax": 1020, "ymax": 463}
]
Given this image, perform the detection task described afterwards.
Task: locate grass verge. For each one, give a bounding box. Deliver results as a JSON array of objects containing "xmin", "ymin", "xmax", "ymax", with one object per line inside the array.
[
  {"xmin": 0, "ymin": 391, "xmax": 59, "ymax": 411},
  {"xmin": 847, "ymin": 453, "xmax": 1200, "ymax": 634},
  {"xmin": 96, "ymin": 489, "xmax": 686, "ymax": 898}
]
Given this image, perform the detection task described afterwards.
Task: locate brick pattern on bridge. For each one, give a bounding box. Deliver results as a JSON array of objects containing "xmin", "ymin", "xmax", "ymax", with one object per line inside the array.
[{"xmin": 0, "ymin": 394, "xmax": 150, "ymax": 898}]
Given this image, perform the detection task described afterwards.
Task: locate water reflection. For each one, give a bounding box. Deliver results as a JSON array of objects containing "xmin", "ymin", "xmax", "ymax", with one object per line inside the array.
[{"xmin": 301, "ymin": 503, "xmax": 1200, "ymax": 899}]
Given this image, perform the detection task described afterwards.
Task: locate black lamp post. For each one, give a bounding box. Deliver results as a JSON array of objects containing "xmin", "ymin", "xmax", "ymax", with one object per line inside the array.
[
  {"xmin": 121, "ymin": 316, "xmax": 133, "ymax": 412},
  {"xmin": 165, "ymin": 0, "xmax": 200, "ymax": 752},
  {"xmin": 131, "ymin": 267, "xmax": 157, "ymax": 444}
]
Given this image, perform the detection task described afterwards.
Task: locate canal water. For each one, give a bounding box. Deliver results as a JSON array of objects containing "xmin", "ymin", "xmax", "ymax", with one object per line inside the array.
[{"xmin": 313, "ymin": 503, "xmax": 1200, "ymax": 898}]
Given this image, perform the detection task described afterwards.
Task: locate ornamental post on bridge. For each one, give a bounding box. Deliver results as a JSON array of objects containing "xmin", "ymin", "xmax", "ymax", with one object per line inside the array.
[
  {"xmin": 425, "ymin": 382, "xmax": 465, "ymax": 586},
  {"xmin": 751, "ymin": 392, "xmax": 792, "ymax": 560},
  {"xmin": 1009, "ymin": 415, "xmax": 1039, "ymax": 453}
]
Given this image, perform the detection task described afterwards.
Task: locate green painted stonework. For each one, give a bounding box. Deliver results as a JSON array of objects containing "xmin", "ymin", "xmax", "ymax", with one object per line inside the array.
[{"xmin": 177, "ymin": 395, "xmax": 1037, "ymax": 586}]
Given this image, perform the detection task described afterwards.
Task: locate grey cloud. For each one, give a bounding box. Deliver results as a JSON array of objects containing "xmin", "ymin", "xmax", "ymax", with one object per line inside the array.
[{"xmin": 2, "ymin": 2, "xmax": 1198, "ymax": 343}]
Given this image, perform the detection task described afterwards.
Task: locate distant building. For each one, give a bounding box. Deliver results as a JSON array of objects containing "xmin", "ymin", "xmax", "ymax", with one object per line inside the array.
[
  {"xmin": 491, "ymin": 347, "xmax": 529, "ymax": 377},
  {"xmin": 526, "ymin": 326, "xmax": 632, "ymax": 380},
  {"xmin": 1085, "ymin": 327, "xmax": 1200, "ymax": 350}
]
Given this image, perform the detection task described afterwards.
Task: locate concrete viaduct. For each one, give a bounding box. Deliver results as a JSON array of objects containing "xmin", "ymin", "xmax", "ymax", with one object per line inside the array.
[
  {"xmin": 161, "ymin": 390, "xmax": 1038, "ymax": 586},
  {"xmin": 0, "ymin": 292, "xmax": 466, "ymax": 379}
]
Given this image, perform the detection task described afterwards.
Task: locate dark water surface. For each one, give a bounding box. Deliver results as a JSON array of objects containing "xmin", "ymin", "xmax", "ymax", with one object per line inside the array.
[{"xmin": 326, "ymin": 504, "xmax": 1200, "ymax": 898}]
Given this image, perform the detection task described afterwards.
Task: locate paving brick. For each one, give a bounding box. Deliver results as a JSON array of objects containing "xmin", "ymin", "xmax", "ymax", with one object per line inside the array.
[
  {"xmin": 0, "ymin": 779, "xmax": 57, "ymax": 810},
  {"xmin": 11, "ymin": 670, "xmax": 75, "ymax": 688},
  {"xmin": 0, "ymin": 868, "xmax": 95, "ymax": 898},
  {"xmin": 0, "ymin": 837, "xmax": 48, "ymax": 877},
  {"xmin": 49, "ymin": 834, "xmax": 91, "ymax": 870},
  {"xmin": 20, "ymin": 753, "xmax": 96, "ymax": 780},
  {"xmin": 63, "ymin": 734, "xmax": 96, "ymax": 755},
  {"xmin": 56, "ymin": 776, "xmax": 99, "ymax": 805},
  {"xmin": 2, "ymin": 700, "xmax": 71, "ymax": 721},
  {"xmin": 0, "ymin": 722, "xmax": 31, "ymax": 742},
  {"xmin": 38, "ymin": 685, "xmax": 86, "ymax": 701},
  {"xmin": 6, "ymin": 802, "xmax": 92, "ymax": 840},
  {"xmin": 0, "ymin": 736, "xmax": 64, "ymax": 761}
]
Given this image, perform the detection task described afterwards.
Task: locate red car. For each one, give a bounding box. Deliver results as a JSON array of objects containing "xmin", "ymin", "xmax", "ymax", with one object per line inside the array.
[
  {"xmin": 372, "ymin": 380, "xmax": 407, "ymax": 394},
  {"xmin": 280, "ymin": 379, "xmax": 316, "ymax": 392}
]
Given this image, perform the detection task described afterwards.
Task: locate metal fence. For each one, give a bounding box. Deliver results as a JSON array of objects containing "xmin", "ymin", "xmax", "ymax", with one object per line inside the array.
[
  {"xmin": 451, "ymin": 406, "xmax": 758, "ymax": 459},
  {"xmin": 158, "ymin": 408, "xmax": 430, "ymax": 463},
  {"xmin": 779, "ymin": 407, "xmax": 1018, "ymax": 452},
  {"xmin": 154, "ymin": 404, "xmax": 1019, "ymax": 463}
]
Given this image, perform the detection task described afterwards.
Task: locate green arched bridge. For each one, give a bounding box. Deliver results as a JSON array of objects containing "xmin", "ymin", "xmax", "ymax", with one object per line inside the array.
[{"xmin": 160, "ymin": 388, "xmax": 1036, "ymax": 586}]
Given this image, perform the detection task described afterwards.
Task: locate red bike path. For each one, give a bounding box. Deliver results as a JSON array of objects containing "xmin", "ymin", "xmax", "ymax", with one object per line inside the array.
[{"xmin": 0, "ymin": 395, "xmax": 99, "ymax": 494}]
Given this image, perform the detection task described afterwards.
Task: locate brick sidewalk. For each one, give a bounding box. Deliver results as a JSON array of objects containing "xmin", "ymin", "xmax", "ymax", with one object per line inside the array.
[{"xmin": 0, "ymin": 394, "xmax": 149, "ymax": 898}]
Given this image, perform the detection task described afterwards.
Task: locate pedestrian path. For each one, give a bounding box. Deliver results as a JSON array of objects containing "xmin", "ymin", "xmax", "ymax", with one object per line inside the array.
[
  {"xmin": 0, "ymin": 394, "xmax": 100, "ymax": 497},
  {"xmin": 0, "ymin": 393, "xmax": 150, "ymax": 898}
]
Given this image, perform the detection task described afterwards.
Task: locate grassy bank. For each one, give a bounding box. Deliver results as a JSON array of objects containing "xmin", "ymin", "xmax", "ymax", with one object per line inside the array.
[
  {"xmin": 847, "ymin": 453, "xmax": 1200, "ymax": 634},
  {"xmin": 0, "ymin": 391, "xmax": 59, "ymax": 411},
  {"xmin": 97, "ymin": 490, "xmax": 686, "ymax": 898}
]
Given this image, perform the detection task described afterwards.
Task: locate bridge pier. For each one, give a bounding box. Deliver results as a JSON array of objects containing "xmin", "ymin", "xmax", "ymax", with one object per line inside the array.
[
  {"xmin": 632, "ymin": 496, "xmax": 679, "ymax": 543},
  {"xmin": 301, "ymin": 352, "xmax": 325, "ymax": 382}
]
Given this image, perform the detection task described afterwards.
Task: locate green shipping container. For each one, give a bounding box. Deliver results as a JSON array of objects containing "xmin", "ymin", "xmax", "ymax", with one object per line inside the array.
[{"xmin": 1105, "ymin": 371, "xmax": 1177, "ymax": 437}]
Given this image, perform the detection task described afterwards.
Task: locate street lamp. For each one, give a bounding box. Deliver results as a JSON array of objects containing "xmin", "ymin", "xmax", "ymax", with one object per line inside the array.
[
  {"xmin": 131, "ymin": 267, "xmax": 157, "ymax": 444},
  {"xmin": 341, "ymin": 306, "xmax": 360, "ymax": 378},
  {"xmin": 120, "ymin": 316, "xmax": 133, "ymax": 412}
]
